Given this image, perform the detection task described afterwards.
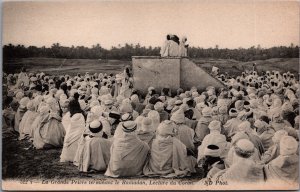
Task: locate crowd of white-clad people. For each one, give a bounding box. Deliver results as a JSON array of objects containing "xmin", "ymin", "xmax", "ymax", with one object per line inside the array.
[{"xmin": 2, "ymin": 64, "xmax": 299, "ymax": 184}]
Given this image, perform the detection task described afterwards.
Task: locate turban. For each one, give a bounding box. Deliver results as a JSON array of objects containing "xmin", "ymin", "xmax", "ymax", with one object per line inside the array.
[
  {"xmin": 16, "ymin": 91, "xmax": 24, "ymax": 100},
  {"xmin": 196, "ymin": 102, "xmax": 207, "ymax": 111},
  {"xmin": 280, "ymin": 136, "xmax": 298, "ymax": 155},
  {"xmin": 91, "ymin": 87, "xmax": 98, "ymax": 95},
  {"xmin": 26, "ymin": 100, "xmax": 35, "ymax": 111},
  {"xmin": 272, "ymin": 130, "xmax": 288, "ymax": 144},
  {"xmin": 272, "ymin": 112, "xmax": 282, "ymax": 122},
  {"xmin": 157, "ymin": 120, "xmax": 176, "ymax": 137},
  {"xmin": 192, "ymin": 91, "xmax": 199, "ymax": 98},
  {"xmin": 158, "ymin": 96, "xmax": 166, "ymax": 103},
  {"xmin": 179, "ymin": 93, "xmax": 187, "ymax": 99},
  {"xmin": 166, "ymin": 98, "xmax": 176, "ymax": 110},
  {"xmin": 204, "ymin": 145, "xmax": 221, "ymax": 157},
  {"xmin": 238, "ymin": 121, "xmax": 251, "ymax": 132},
  {"xmin": 90, "ymin": 100, "xmax": 100, "ymax": 108},
  {"xmin": 234, "ymin": 139, "xmax": 255, "ymax": 158},
  {"xmin": 235, "ymin": 100, "xmax": 244, "ymax": 110},
  {"xmin": 148, "ymin": 87, "xmax": 155, "ymax": 92},
  {"xmin": 170, "ymin": 110, "xmax": 185, "ymax": 124},
  {"xmin": 135, "ymin": 116, "xmax": 145, "ymax": 131},
  {"xmin": 89, "ymin": 120, "xmax": 103, "ymax": 133},
  {"xmin": 142, "ymin": 117, "xmax": 153, "ymax": 132},
  {"xmin": 175, "ymin": 100, "xmax": 183, "ymax": 105},
  {"xmin": 218, "ymin": 105, "xmax": 227, "ymax": 114},
  {"xmin": 202, "ymin": 107, "xmax": 213, "ymax": 117},
  {"xmin": 121, "ymin": 113, "xmax": 133, "ymax": 121},
  {"xmin": 229, "ymin": 108, "xmax": 238, "ymax": 117},
  {"xmin": 130, "ymin": 94, "xmax": 139, "ymax": 103},
  {"xmin": 208, "ymin": 120, "xmax": 221, "ymax": 131},
  {"xmin": 55, "ymin": 89, "xmax": 64, "ymax": 99},
  {"xmin": 91, "ymin": 106, "xmax": 103, "ymax": 116},
  {"xmin": 254, "ymin": 119, "xmax": 268, "ymax": 129},
  {"xmin": 154, "ymin": 102, "xmax": 164, "ymax": 111},
  {"xmin": 254, "ymin": 119, "xmax": 269, "ymax": 134},
  {"xmin": 122, "ymin": 121, "xmax": 137, "ymax": 133},
  {"xmin": 19, "ymin": 97, "xmax": 30, "ymax": 109},
  {"xmin": 119, "ymin": 102, "xmax": 133, "ymax": 113}
]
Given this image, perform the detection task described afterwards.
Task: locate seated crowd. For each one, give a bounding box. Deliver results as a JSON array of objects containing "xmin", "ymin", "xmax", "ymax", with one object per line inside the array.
[{"xmin": 2, "ymin": 66, "xmax": 299, "ymax": 184}]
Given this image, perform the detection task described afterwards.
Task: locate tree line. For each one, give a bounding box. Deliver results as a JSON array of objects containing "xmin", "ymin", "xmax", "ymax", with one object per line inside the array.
[{"xmin": 3, "ymin": 43, "xmax": 299, "ymax": 62}]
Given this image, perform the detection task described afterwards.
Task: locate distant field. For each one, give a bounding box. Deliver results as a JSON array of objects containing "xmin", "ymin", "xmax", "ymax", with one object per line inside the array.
[
  {"xmin": 192, "ymin": 57, "xmax": 299, "ymax": 77},
  {"xmin": 3, "ymin": 57, "xmax": 299, "ymax": 77},
  {"xmin": 3, "ymin": 58, "xmax": 131, "ymax": 76}
]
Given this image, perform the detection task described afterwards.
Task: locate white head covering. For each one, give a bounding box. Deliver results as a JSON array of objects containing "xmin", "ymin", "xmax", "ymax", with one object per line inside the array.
[
  {"xmin": 234, "ymin": 139, "xmax": 255, "ymax": 158},
  {"xmin": 91, "ymin": 105, "xmax": 103, "ymax": 118},
  {"xmin": 130, "ymin": 94, "xmax": 139, "ymax": 103},
  {"xmin": 55, "ymin": 89, "xmax": 64, "ymax": 100},
  {"xmin": 147, "ymin": 110, "xmax": 160, "ymax": 131},
  {"xmin": 170, "ymin": 110, "xmax": 185, "ymax": 124},
  {"xmin": 208, "ymin": 120, "xmax": 221, "ymax": 132},
  {"xmin": 122, "ymin": 121, "xmax": 137, "ymax": 133},
  {"xmin": 157, "ymin": 120, "xmax": 176, "ymax": 137},
  {"xmin": 19, "ymin": 97, "xmax": 30, "ymax": 109},
  {"xmin": 79, "ymin": 99, "xmax": 87, "ymax": 111},
  {"xmin": 141, "ymin": 117, "xmax": 153, "ymax": 132},
  {"xmin": 154, "ymin": 102, "xmax": 164, "ymax": 111},
  {"xmin": 204, "ymin": 145, "xmax": 221, "ymax": 157},
  {"xmin": 26, "ymin": 100, "xmax": 35, "ymax": 111},
  {"xmin": 134, "ymin": 115, "xmax": 145, "ymax": 132},
  {"xmin": 202, "ymin": 107, "xmax": 213, "ymax": 117},
  {"xmin": 280, "ymin": 136, "xmax": 298, "ymax": 155},
  {"xmin": 119, "ymin": 102, "xmax": 133, "ymax": 114},
  {"xmin": 238, "ymin": 121, "xmax": 251, "ymax": 132},
  {"xmin": 272, "ymin": 130, "xmax": 288, "ymax": 143}
]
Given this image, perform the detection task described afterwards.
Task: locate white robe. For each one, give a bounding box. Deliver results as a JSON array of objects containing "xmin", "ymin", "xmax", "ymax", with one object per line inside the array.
[
  {"xmin": 105, "ymin": 133, "xmax": 150, "ymax": 177},
  {"xmin": 60, "ymin": 113, "xmax": 85, "ymax": 162},
  {"xmin": 73, "ymin": 132, "xmax": 112, "ymax": 172},
  {"xmin": 160, "ymin": 40, "xmax": 170, "ymax": 57},
  {"xmin": 168, "ymin": 41, "xmax": 180, "ymax": 57},
  {"xmin": 19, "ymin": 110, "xmax": 38, "ymax": 140}
]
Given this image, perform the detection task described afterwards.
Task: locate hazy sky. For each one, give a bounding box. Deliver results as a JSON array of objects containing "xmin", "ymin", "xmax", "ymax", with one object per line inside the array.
[{"xmin": 2, "ymin": 0, "xmax": 299, "ymax": 49}]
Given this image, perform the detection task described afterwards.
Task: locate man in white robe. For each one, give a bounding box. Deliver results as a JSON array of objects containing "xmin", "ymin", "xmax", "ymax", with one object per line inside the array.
[
  {"xmin": 169, "ymin": 37, "xmax": 180, "ymax": 57},
  {"xmin": 105, "ymin": 121, "xmax": 150, "ymax": 177},
  {"xmin": 73, "ymin": 120, "xmax": 112, "ymax": 172},
  {"xmin": 143, "ymin": 120, "xmax": 196, "ymax": 177},
  {"xmin": 179, "ymin": 36, "xmax": 188, "ymax": 57},
  {"xmin": 212, "ymin": 139, "xmax": 264, "ymax": 183},
  {"xmin": 160, "ymin": 34, "xmax": 171, "ymax": 57},
  {"xmin": 264, "ymin": 136, "xmax": 299, "ymax": 185}
]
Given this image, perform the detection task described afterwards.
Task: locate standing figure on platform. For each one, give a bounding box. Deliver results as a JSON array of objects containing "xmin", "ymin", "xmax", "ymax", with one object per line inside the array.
[
  {"xmin": 169, "ymin": 35, "xmax": 180, "ymax": 57},
  {"xmin": 160, "ymin": 34, "xmax": 171, "ymax": 57},
  {"xmin": 179, "ymin": 36, "xmax": 189, "ymax": 57}
]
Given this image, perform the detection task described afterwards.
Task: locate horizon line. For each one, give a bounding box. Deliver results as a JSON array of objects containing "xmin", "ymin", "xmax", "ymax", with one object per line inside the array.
[{"xmin": 3, "ymin": 42, "xmax": 299, "ymax": 50}]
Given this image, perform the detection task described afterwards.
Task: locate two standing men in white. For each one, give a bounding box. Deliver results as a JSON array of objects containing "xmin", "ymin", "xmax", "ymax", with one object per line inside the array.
[{"xmin": 160, "ymin": 34, "xmax": 189, "ymax": 57}]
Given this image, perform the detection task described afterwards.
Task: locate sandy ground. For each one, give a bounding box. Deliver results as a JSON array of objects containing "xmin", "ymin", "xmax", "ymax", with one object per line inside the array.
[
  {"xmin": 2, "ymin": 130, "xmax": 80, "ymax": 180},
  {"xmin": 2, "ymin": 129, "xmax": 204, "ymax": 181}
]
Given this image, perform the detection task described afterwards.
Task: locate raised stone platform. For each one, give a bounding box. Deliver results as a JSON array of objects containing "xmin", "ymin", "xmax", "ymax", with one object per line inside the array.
[{"xmin": 132, "ymin": 56, "xmax": 225, "ymax": 95}]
